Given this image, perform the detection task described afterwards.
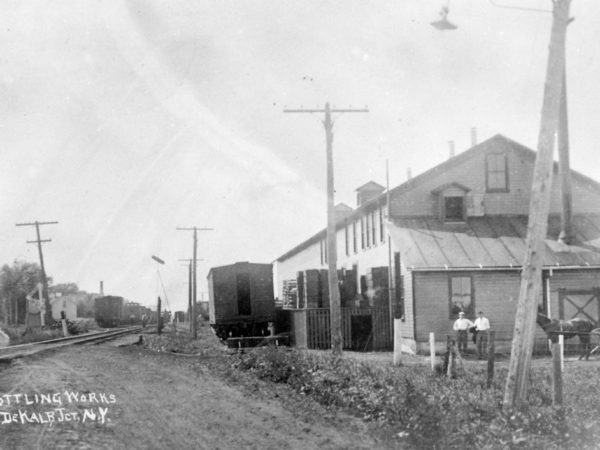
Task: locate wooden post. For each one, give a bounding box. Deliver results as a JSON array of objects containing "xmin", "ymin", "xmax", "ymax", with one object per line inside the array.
[
  {"xmin": 559, "ymin": 334, "xmax": 564, "ymax": 371},
  {"xmin": 552, "ymin": 341, "xmax": 563, "ymax": 406},
  {"xmin": 503, "ymin": 0, "xmax": 571, "ymax": 410},
  {"xmin": 157, "ymin": 296, "xmax": 162, "ymax": 336},
  {"xmin": 487, "ymin": 331, "xmax": 495, "ymax": 388},
  {"xmin": 430, "ymin": 332, "xmax": 436, "ymax": 371},
  {"xmin": 393, "ymin": 318, "xmax": 402, "ymax": 366}
]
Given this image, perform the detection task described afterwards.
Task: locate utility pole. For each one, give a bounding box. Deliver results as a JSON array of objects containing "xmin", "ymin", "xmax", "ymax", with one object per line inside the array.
[
  {"xmin": 503, "ymin": 0, "xmax": 571, "ymax": 409},
  {"xmin": 385, "ymin": 160, "xmax": 395, "ymax": 338},
  {"xmin": 284, "ymin": 103, "xmax": 368, "ymax": 355},
  {"xmin": 558, "ymin": 65, "xmax": 573, "ymax": 244},
  {"xmin": 16, "ymin": 220, "xmax": 58, "ymax": 325},
  {"xmin": 177, "ymin": 227, "xmax": 213, "ymax": 339},
  {"xmin": 179, "ymin": 258, "xmax": 203, "ymax": 332}
]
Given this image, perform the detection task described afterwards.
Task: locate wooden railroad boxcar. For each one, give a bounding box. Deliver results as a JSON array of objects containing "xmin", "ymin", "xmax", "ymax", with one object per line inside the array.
[
  {"xmin": 207, "ymin": 262, "xmax": 275, "ymax": 340},
  {"xmin": 94, "ymin": 296, "xmax": 124, "ymax": 328}
]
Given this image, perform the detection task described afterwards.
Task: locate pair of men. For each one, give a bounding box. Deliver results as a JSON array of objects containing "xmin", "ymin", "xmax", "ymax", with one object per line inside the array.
[{"xmin": 453, "ymin": 311, "xmax": 490, "ymax": 359}]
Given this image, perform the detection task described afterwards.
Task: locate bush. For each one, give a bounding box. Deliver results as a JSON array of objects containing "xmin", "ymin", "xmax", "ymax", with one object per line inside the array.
[{"xmin": 232, "ymin": 347, "xmax": 600, "ymax": 450}]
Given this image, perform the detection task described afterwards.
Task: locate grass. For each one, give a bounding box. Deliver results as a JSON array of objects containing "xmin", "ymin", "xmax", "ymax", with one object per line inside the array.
[
  {"xmin": 231, "ymin": 346, "xmax": 600, "ymax": 450},
  {"xmin": 2, "ymin": 318, "xmax": 95, "ymax": 345}
]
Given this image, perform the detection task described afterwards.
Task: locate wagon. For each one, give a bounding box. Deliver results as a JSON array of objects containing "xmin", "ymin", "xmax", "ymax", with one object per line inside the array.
[{"xmin": 207, "ymin": 262, "xmax": 275, "ymax": 340}]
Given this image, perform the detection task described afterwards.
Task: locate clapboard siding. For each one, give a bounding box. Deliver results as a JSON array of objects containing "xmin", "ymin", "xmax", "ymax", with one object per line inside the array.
[{"xmin": 413, "ymin": 270, "xmax": 542, "ymax": 343}]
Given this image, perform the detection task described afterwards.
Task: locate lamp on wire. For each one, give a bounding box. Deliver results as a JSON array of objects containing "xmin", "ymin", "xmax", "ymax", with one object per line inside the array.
[{"xmin": 431, "ymin": 1, "xmax": 458, "ymax": 30}]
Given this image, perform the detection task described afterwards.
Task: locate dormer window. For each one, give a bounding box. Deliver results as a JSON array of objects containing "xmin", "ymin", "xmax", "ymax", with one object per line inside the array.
[
  {"xmin": 444, "ymin": 197, "xmax": 464, "ymax": 221},
  {"xmin": 432, "ymin": 182, "xmax": 470, "ymax": 222}
]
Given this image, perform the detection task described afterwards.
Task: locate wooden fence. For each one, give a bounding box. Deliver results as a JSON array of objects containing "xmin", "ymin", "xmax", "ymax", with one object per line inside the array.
[{"xmin": 291, "ymin": 307, "xmax": 394, "ymax": 351}]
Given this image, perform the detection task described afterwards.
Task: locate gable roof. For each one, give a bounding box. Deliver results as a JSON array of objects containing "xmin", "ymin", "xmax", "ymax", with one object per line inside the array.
[
  {"xmin": 275, "ymin": 134, "xmax": 600, "ymax": 263},
  {"xmin": 386, "ymin": 214, "xmax": 600, "ymax": 270},
  {"xmin": 355, "ymin": 181, "xmax": 385, "ymax": 192}
]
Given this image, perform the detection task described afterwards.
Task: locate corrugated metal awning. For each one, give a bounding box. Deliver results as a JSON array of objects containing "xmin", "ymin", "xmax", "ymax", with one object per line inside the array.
[{"xmin": 387, "ymin": 215, "xmax": 600, "ymax": 270}]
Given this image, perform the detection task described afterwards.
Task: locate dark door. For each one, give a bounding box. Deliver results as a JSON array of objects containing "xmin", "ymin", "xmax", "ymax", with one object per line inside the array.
[
  {"xmin": 351, "ymin": 314, "xmax": 373, "ymax": 351},
  {"xmin": 236, "ymin": 271, "xmax": 252, "ymax": 316}
]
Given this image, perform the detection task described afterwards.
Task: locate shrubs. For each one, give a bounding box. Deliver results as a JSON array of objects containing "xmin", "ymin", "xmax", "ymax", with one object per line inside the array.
[{"xmin": 232, "ymin": 347, "xmax": 600, "ymax": 450}]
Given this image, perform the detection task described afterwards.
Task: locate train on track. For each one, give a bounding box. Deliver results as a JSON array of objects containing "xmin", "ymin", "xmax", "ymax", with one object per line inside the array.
[
  {"xmin": 94, "ymin": 296, "xmax": 124, "ymax": 327},
  {"xmin": 207, "ymin": 262, "xmax": 275, "ymax": 340},
  {"xmin": 94, "ymin": 296, "xmax": 153, "ymax": 328}
]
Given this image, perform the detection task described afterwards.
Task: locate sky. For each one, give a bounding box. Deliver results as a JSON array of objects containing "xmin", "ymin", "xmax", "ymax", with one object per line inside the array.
[{"xmin": 1, "ymin": 0, "xmax": 599, "ymax": 311}]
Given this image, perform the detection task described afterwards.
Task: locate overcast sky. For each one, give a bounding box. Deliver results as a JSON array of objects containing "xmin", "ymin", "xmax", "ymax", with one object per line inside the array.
[{"xmin": 1, "ymin": 0, "xmax": 598, "ymax": 311}]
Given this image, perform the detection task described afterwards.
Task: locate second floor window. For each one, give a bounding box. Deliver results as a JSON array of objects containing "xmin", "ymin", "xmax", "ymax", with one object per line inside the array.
[{"xmin": 486, "ymin": 153, "xmax": 508, "ymax": 192}]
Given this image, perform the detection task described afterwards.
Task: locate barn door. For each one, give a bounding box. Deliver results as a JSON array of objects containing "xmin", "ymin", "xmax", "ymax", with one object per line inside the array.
[{"xmin": 558, "ymin": 288, "xmax": 600, "ymax": 326}]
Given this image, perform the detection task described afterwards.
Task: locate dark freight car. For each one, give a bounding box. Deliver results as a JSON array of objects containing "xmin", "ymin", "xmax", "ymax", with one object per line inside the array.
[
  {"xmin": 94, "ymin": 296, "xmax": 124, "ymax": 328},
  {"xmin": 207, "ymin": 262, "xmax": 275, "ymax": 340}
]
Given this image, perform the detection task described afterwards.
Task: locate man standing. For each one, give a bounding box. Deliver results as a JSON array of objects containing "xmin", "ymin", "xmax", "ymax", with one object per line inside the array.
[
  {"xmin": 473, "ymin": 311, "xmax": 491, "ymax": 359},
  {"xmin": 453, "ymin": 311, "xmax": 473, "ymax": 355}
]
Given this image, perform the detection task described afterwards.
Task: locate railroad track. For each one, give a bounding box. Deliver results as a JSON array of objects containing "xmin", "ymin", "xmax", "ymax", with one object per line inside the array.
[{"xmin": 0, "ymin": 327, "xmax": 143, "ymax": 361}]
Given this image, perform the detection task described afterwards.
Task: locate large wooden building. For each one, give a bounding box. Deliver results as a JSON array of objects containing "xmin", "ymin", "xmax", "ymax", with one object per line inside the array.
[{"xmin": 275, "ymin": 134, "xmax": 600, "ymax": 352}]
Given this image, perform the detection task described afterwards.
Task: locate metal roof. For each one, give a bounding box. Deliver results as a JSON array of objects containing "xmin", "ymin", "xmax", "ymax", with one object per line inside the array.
[{"xmin": 387, "ymin": 214, "xmax": 600, "ymax": 270}]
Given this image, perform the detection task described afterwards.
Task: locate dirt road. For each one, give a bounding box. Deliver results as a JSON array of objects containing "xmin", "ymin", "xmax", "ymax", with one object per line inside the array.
[{"xmin": 0, "ymin": 342, "xmax": 397, "ymax": 450}]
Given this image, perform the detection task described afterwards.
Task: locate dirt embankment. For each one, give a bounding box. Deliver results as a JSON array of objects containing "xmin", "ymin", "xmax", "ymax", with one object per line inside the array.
[{"xmin": 0, "ymin": 340, "xmax": 400, "ymax": 450}]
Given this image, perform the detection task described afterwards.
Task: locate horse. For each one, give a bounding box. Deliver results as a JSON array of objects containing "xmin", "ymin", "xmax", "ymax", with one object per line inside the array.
[{"xmin": 536, "ymin": 313, "xmax": 596, "ymax": 361}]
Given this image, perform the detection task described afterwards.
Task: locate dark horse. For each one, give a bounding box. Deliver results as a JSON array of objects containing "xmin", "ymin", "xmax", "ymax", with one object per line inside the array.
[{"xmin": 536, "ymin": 313, "xmax": 596, "ymax": 360}]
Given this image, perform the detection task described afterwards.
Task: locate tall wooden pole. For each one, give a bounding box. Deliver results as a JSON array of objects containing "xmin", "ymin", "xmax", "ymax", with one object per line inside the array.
[
  {"xmin": 188, "ymin": 261, "xmax": 193, "ymax": 332},
  {"xmin": 503, "ymin": 0, "xmax": 571, "ymax": 409},
  {"xmin": 192, "ymin": 228, "xmax": 198, "ymax": 339},
  {"xmin": 558, "ymin": 66, "xmax": 573, "ymax": 244},
  {"xmin": 284, "ymin": 103, "xmax": 368, "ymax": 355},
  {"xmin": 322, "ymin": 103, "xmax": 343, "ymax": 355},
  {"xmin": 177, "ymin": 227, "xmax": 213, "ymax": 339},
  {"xmin": 16, "ymin": 220, "xmax": 58, "ymax": 325}
]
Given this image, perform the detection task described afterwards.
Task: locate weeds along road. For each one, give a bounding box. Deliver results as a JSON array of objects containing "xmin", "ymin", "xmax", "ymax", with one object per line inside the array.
[{"xmin": 0, "ymin": 338, "xmax": 397, "ymax": 450}]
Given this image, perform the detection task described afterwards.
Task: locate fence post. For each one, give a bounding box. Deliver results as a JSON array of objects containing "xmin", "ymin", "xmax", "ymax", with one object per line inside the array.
[
  {"xmin": 429, "ymin": 332, "xmax": 435, "ymax": 371},
  {"xmin": 552, "ymin": 341, "xmax": 563, "ymax": 406},
  {"xmin": 559, "ymin": 334, "xmax": 564, "ymax": 371},
  {"xmin": 393, "ymin": 318, "xmax": 402, "ymax": 366},
  {"xmin": 487, "ymin": 330, "xmax": 495, "ymax": 388}
]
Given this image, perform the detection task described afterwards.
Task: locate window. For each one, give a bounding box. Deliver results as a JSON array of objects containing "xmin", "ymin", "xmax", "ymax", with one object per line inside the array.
[
  {"xmin": 371, "ymin": 211, "xmax": 377, "ymax": 246},
  {"xmin": 353, "ymin": 220, "xmax": 358, "ymax": 253},
  {"xmin": 320, "ymin": 239, "xmax": 327, "ymax": 264},
  {"xmin": 366, "ymin": 214, "xmax": 372, "ymax": 247},
  {"xmin": 449, "ymin": 276, "xmax": 473, "ymax": 318},
  {"xmin": 486, "ymin": 153, "xmax": 508, "ymax": 192},
  {"xmin": 444, "ymin": 196, "xmax": 464, "ymax": 221},
  {"xmin": 379, "ymin": 207, "xmax": 385, "ymax": 243},
  {"xmin": 344, "ymin": 224, "xmax": 349, "ymax": 256},
  {"xmin": 361, "ymin": 216, "xmax": 367, "ymax": 250}
]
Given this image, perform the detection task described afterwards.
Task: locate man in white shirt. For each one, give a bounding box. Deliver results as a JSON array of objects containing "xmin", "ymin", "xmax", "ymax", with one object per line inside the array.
[
  {"xmin": 473, "ymin": 311, "xmax": 491, "ymax": 359},
  {"xmin": 453, "ymin": 311, "xmax": 474, "ymax": 355}
]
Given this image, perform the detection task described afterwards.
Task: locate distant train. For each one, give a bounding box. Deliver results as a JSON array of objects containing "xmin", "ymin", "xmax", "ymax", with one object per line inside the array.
[
  {"xmin": 207, "ymin": 262, "xmax": 275, "ymax": 340},
  {"xmin": 94, "ymin": 297, "xmax": 153, "ymax": 327},
  {"xmin": 94, "ymin": 296, "xmax": 124, "ymax": 328}
]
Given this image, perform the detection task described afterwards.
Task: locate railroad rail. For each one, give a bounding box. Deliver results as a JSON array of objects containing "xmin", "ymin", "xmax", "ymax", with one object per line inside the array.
[{"xmin": 0, "ymin": 327, "xmax": 142, "ymax": 361}]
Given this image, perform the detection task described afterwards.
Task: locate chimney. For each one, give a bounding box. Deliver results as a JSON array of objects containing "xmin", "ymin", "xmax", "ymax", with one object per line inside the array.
[
  {"xmin": 100, "ymin": 281, "xmax": 104, "ymax": 296},
  {"xmin": 471, "ymin": 127, "xmax": 477, "ymax": 147},
  {"xmin": 406, "ymin": 167, "xmax": 412, "ymax": 180},
  {"xmin": 448, "ymin": 141, "xmax": 455, "ymax": 159}
]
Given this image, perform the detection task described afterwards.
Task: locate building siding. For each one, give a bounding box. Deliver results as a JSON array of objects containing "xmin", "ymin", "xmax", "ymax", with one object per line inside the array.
[{"xmin": 413, "ymin": 270, "xmax": 545, "ymax": 346}]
